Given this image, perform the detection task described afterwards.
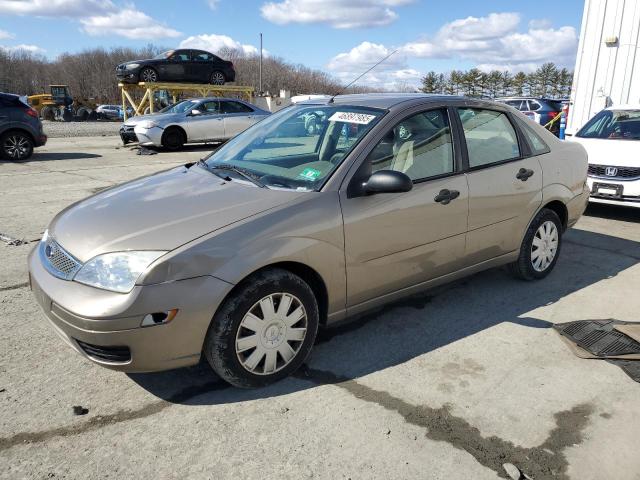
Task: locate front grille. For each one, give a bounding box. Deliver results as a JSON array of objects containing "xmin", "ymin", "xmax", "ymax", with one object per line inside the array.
[
  {"xmin": 76, "ymin": 340, "xmax": 131, "ymax": 363},
  {"xmin": 40, "ymin": 236, "xmax": 82, "ymax": 280},
  {"xmin": 588, "ymin": 164, "xmax": 640, "ymax": 180}
]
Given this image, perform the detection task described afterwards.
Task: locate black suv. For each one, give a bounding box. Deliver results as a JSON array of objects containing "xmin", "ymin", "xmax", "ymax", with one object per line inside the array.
[
  {"xmin": 116, "ymin": 49, "xmax": 236, "ymax": 85},
  {"xmin": 0, "ymin": 93, "xmax": 47, "ymax": 161}
]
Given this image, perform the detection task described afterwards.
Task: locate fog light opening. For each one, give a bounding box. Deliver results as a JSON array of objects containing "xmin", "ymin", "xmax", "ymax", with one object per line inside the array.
[{"xmin": 141, "ymin": 309, "xmax": 178, "ymax": 327}]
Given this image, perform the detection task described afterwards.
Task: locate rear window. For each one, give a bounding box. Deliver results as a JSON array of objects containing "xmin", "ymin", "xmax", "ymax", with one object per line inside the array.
[{"xmin": 577, "ymin": 109, "xmax": 640, "ymax": 140}]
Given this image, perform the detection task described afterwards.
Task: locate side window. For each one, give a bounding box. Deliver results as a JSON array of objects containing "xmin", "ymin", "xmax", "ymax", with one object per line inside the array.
[
  {"xmin": 194, "ymin": 51, "xmax": 213, "ymax": 61},
  {"xmin": 201, "ymin": 101, "xmax": 220, "ymax": 113},
  {"xmin": 171, "ymin": 51, "xmax": 190, "ymax": 62},
  {"xmin": 514, "ymin": 117, "xmax": 550, "ymax": 155},
  {"xmin": 220, "ymin": 101, "xmax": 253, "ymax": 114},
  {"xmin": 368, "ymin": 109, "xmax": 454, "ymax": 181},
  {"xmin": 528, "ymin": 100, "xmax": 542, "ymax": 112},
  {"xmin": 506, "ymin": 100, "xmax": 525, "ymax": 111},
  {"xmin": 458, "ymin": 108, "xmax": 520, "ymax": 168}
]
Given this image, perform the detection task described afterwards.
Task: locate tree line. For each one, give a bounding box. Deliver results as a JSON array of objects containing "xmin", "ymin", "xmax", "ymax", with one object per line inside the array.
[
  {"xmin": 0, "ymin": 45, "xmax": 344, "ymax": 104},
  {"xmin": 420, "ymin": 63, "xmax": 573, "ymax": 99}
]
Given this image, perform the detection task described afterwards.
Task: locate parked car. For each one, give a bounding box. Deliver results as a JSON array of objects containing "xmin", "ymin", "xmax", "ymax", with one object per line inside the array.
[
  {"xmin": 119, "ymin": 97, "xmax": 270, "ymax": 149},
  {"xmin": 497, "ymin": 97, "xmax": 564, "ymax": 134},
  {"xmin": 568, "ymin": 105, "xmax": 640, "ymax": 208},
  {"xmin": 116, "ymin": 49, "xmax": 236, "ymax": 85},
  {"xmin": 29, "ymin": 94, "xmax": 589, "ymax": 387},
  {"xmin": 95, "ymin": 104, "xmax": 130, "ymax": 121},
  {"xmin": 0, "ymin": 92, "xmax": 47, "ymax": 161}
]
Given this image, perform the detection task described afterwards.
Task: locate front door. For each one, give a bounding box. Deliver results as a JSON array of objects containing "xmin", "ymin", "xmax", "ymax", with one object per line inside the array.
[
  {"xmin": 184, "ymin": 100, "xmax": 225, "ymax": 142},
  {"xmin": 456, "ymin": 107, "xmax": 543, "ymax": 264},
  {"xmin": 341, "ymin": 108, "xmax": 469, "ymax": 308}
]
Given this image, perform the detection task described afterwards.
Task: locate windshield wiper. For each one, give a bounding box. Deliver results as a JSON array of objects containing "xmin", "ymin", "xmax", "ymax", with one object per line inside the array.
[
  {"xmin": 197, "ymin": 159, "xmax": 231, "ymax": 181},
  {"xmin": 209, "ymin": 164, "xmax": 267, "ymax": 188}
]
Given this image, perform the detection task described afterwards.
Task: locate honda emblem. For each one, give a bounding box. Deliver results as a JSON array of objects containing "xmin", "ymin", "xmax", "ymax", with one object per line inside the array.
[{"xmin": 605, "ymin": 167, "xmax": 618, "ymax": 176}]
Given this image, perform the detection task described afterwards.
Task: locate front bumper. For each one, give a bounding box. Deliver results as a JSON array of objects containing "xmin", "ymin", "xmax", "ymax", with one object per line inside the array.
[
  {"xmin": 587, "ymin": 176, "xmax": 640, "ymax": 208},
  {"xmin": 116, "ymin": 72, "xmax": 139, "ymax": 83},
  {"xmin": 28, "ymin": 246, "xmax": 233, "ymax": 372},
  {"xmin": 119, "ymin": 125, "xmax": 138, "ymax": 144},
  {"xmin": 133, "ymin": 125, "xmax": 164, "ymax": 147}
]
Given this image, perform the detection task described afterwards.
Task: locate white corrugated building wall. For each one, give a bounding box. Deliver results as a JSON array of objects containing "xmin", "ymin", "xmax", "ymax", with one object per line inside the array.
[{"xmin": 567, "ymin": 0, "xmax": 640, "ymax": 135}]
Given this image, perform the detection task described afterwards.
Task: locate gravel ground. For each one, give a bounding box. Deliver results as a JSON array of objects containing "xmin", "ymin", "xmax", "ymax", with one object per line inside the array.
[{"xmin": 42, "ymin": 120, "xmax": 122, "ymax": 138}]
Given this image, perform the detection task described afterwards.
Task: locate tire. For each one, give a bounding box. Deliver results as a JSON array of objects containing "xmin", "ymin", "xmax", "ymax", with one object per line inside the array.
[
  {"xmin": 210, "ymin": 70, "xmax": 226, "ymax": 85},
  {"xmin": 40, "ymin": 106, "xmax": 55, "ymax": 121},
  {"xmin": 204, "ymin": 268, "xmax": 320, "ymax": 388},
  {"xmin": 77, "ymin": 108, "xmax": 90, "ymax": 121},
  {"xmin": 508, "ymin": 208, "xmax": 563, "ymax": 281},
  {"xmin": 140, "ymin": 67, "xmax": 158, "ymax": 83},
  {"xmin": 1, "ymin": 130, "xmax": 34, "ymax": 161},
  {"xmin": 62, "ymin": 109, "xmax": 73, "ymax": 122},
  {"xmin": 161, "ymin": 127, "xmax": 185, "ymax": 150}
]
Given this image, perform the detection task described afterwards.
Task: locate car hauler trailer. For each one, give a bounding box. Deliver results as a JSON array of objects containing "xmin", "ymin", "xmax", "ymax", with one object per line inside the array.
[{"xmin": 567, "ymin": 0, "xmax": 640, "ymax": 135}]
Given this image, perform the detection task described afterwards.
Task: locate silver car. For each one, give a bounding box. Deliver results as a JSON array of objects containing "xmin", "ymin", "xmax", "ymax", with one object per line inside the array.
[
  {"xmin": 29, "ymin": 94, "xmax": 589, "ymax": 388},
  {"xmin": 119, "ymin": 97, "xmax": 270, "ymax": 149}
]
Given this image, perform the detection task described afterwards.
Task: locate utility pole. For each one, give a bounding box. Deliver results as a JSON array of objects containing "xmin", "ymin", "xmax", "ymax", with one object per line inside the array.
[{"xmin": 259, "ymin": 33, "xmax": 263, "ymax": 94}]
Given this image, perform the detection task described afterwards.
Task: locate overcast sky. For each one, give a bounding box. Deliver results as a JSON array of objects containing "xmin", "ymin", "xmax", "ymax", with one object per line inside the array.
[{"xmin": 0, "ymin": 0, "xmax": 586, "ymax": 88}]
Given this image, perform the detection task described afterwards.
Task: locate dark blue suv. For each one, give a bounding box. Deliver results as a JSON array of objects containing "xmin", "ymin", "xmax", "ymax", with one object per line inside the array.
[
  {"xmin": 0, "ymin": 92, "xmax": 47, "ymax": 160},
  {"xmin": 497, "ymin": 97, "xmax": 563, "ymax": 135}
]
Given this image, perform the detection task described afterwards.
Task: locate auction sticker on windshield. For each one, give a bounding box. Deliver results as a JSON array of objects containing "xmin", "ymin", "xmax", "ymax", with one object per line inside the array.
[
  {"xmin": 298, "ymin": 168, "xmax": 322, "ymax": 181},
  {"xmin": 329, "ymin": 112, "xmax": 376, "ymax": 125}
]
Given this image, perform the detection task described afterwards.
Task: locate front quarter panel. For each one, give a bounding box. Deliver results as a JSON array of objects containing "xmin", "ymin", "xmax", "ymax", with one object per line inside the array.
[{"xmin": 143, "ymin": 192, "xmax": 347, "ymax": 320}]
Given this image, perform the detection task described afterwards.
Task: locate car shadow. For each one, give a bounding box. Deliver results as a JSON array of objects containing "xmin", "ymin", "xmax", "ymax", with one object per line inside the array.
[
  {"xmin": 128, "ymin": 227, "xmax": 640, "ymax": 405},
  {"xmin": 0, "ymin": 152, "xmax": 103, "ymax": 163},
  {"xmin": 584, "ymin": 203, "xmax": 639, "ymax": 223}
]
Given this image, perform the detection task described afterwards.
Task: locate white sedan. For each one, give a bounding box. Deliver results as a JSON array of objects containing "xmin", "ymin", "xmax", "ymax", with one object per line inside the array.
[
  {"xmin": 569, "ymin": 105, "xmax": 640, "ymax": 208},
  {"xmin": 119, "ymin": 98, "xmax": 270, "ymax": 150}
]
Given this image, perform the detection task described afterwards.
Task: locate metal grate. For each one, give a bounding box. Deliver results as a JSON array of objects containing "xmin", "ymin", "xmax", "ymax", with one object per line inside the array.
[
  {"xmin": 40, "ymin": 236, "xmax": 82, "ymax": 280},
  {"xmin": 588, "ymin": 164, "xmax": 640, "ymax": 180},
  {"xmin": 76, "ymin": 340, "xmax": 131, "ymax": 363}
]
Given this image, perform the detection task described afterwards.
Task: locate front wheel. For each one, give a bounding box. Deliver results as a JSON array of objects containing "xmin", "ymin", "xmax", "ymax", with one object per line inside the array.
[
  {"xmin": 508, "ymin": 208, "xmax": 563, "ymax": 280},
  {"xmin": 1, "ymin": 131, "xmax": 34, "ymax": 160},
  {"xmin": 161, "ymin": 127, "xmax": 185, "ymax": 150},
  {"xmin": 140, "ymin": 67, "xmax": 158, "ymax": 83},
  {"xmin": 204, "ymin": 269, "xmax": 319, "ymax": 388}
]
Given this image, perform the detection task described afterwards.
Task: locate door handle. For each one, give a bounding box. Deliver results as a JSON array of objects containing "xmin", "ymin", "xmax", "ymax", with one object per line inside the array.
[
  {"xmin": 516, "ymin": 168, "xmax": 534, "ymax": 181},
  {"xmin": 434, "ymin": 189, "xmax": 460, "ymax": 205}
]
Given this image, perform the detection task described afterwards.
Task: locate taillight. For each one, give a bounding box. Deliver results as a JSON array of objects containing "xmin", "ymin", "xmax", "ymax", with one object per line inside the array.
[
  {"xmin": 548, "ymin": 111, "xmax": 558, "ymax": 120},
  {"xmin": 25, "ymin": 108, "xmax": 38, "ymax": 118}
]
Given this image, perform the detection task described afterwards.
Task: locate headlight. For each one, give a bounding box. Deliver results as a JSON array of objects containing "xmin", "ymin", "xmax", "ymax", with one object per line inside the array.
[
  {"xmin": 139, "ymin": 120, "xmax": 159, "ymax": 129},
  {"xmin": 125, "ymin": 63, "xmax": 140, "ymax": 70},
  {"xmin": 74, "ymin": 251, "xmax": 166, "ymax": 293}
]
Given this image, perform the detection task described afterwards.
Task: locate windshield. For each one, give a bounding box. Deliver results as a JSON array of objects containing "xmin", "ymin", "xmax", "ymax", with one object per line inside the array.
[
  {"xmin": 153, "ymin": 50, "xmax": 174, "ymax": 60},
  {"xmin": 159, "ymin": 100, "xmax": 199, "ymax": 114},
  {"xmin": 577, "ymin": 109, "xmax": 640, "ymax": 140},
  {"xmin": 203, "ymin": 104, "xmax": 385, "ymax": 190}
]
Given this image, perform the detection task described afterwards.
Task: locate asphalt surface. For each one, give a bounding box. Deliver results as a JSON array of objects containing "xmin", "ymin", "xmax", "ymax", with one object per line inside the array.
[
  {"xmin": 42, "ymin": 120, "xmax": 122, "ymax": 139},
  {"xmin": 1, "ymin": 136, "xmax": 639, "ymax": 480}
]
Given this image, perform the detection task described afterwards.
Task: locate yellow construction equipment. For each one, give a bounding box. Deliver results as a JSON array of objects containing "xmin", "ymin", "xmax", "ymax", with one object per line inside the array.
[
  {"xmin": 119, "ymin": 82, "xmax": 254, "ymax": 120},
  {"xmin": 28, "ymin": 85, "xmax": 98, "ymax": 121}
]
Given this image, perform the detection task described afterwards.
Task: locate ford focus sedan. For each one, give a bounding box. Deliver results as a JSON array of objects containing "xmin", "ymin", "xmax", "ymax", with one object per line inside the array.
[
  {"xmin": 29, "ymin": 94, "xmax": 589, "ymax": 388},
  {"xmin": 119, "ymin": 97, "xmax": 270, "ymax": 149}
]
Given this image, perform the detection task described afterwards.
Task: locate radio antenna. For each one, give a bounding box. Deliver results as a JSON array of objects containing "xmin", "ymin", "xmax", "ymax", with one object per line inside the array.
[{"xmin": 328, "ymin": 49, "xmax": 398, "ymax": 103}]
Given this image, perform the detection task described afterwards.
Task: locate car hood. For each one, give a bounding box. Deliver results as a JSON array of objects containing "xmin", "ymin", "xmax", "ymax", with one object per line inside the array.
[
  {"xmin": 569, "ymin": 136, "xmax": 640, "ymax": 167},
  {"xmin": 120, "ymin": 59, "xmax": 154, "ymax": 67},
  {"xmin": 124, "ymin": 112, "xmax": 184, "ymax": 127},
  {"xmin": 49, "ymin": 165, "xmax": 304, "ymax": 262}
]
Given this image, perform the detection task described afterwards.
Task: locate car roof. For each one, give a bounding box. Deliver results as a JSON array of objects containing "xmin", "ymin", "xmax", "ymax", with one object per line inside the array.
[
  {"xmin": 296, "ymin": 92, "xmax": 515, "ymax": 111},
  {"xmin": 188, "ymin": 97, "xmax": 249, "ymax": 102}
]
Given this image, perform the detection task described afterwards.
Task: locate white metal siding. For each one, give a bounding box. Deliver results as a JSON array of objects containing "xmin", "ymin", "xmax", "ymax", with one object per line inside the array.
[{"xmin": 567, "ymin": 0, "xmax": 640, "ymax": 134}]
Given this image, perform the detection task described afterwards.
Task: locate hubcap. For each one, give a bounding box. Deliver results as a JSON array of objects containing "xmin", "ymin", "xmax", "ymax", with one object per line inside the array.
[
  {"xmin": 142, "ymin": 69, "xmax": 157, "ymax": 82},
  {"xmin": 531, "ymin": 220, "xmax": 558, "ymax": 272},
  {"xmin": 235, "ymin": 293, "xmax": 308, "ymax": 375},
  {"xmin": 212, "ymin": 72, "xmax": 225, "ymax": 85},
  {"xmin": 4, "ymin": 135, "xmax": 29, "ymax": 159}
]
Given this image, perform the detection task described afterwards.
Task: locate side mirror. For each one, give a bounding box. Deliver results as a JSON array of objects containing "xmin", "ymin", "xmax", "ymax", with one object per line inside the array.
[
  {"xmin": 189, "ymin": 109, "xmax": 202, "ymax": 116},
  {"xmin": 363, "ymin": 170, "xmax": 413, "ymax": 195}
]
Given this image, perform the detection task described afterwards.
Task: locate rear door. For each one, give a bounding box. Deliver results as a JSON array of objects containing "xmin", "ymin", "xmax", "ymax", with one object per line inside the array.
[
  {"xmin": 220, "ymin": 100, "xmax": 256, "ymax": 138},
  {"xmin": 456, "ymin": 107, "xmax": 542, "ymax": 265},
  {"xmin": 341, "ymin": 107, "xmax": 469, "ymax": 307},
  {"xmin": 189, "ymin": 50, "xmax": 213, "ymax": 83}
]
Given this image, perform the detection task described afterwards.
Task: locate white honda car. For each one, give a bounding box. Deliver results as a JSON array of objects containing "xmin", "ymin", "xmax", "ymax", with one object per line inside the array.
[{"xmin": 569, "ymin": 105, "xmax": 640, "ymax": 208}]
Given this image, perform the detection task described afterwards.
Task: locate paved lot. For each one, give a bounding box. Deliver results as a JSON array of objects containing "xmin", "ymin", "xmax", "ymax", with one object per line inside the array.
[{"xmin": 1, "ymin": 136, "xmax": 639, "ymax": 480}]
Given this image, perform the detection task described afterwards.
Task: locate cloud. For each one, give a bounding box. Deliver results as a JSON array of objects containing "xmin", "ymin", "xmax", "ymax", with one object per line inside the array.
[
  {"xmin": 180, "ymin": 34, "xmax": 263, "ymax": 56},
  {"xmin": 207, "ymin": 0, "xmax": 220, "ymax": 9},
  {"xmin": 80, "ymin": 9, "xmax": 182, "ymax": 39},
  {"xmin": 1, "ymin": 44, "xmax": 46, "ymax": 54},
  {"xmin": 327, "ymin": 41, "xmax": 408, "ymax": 87},
  {"xmin": 261, "ymin": 0, "xmax": 415, "ymax": 29},
  {"xmin": 0, "ymin": 29, "xmax": 14, "ymax": 40},
  {"xmin": 0, "ymin": 0, "xmax": 114, "ymax": 17}
]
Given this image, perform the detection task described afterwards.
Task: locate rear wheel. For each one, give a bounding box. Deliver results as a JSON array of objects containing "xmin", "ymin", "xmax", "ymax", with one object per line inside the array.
[
  {"xmin": 40, "ymin": 106, "xmax": 55, "ymax": 121},
  {"xmin": 509, "ymin": 208, "xmax": 562, "ymax": 280},
  {"xmin": 1, "ymin": 131, "xmax": 34, "ymax": 161},
  {"xmin": 204, "ymin": 269, "xmax": 319, "ymax": 388},
  {"xmin": 161, "ymin": 127, "xmax": 185, "ymax": 150},
  {"xmin": 140, "ymin": 67, "xmax": 158, "ymax": 83},
  {"xmin": 210, "ymin": 71, "xmax": 226, "ymax": 85}
]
